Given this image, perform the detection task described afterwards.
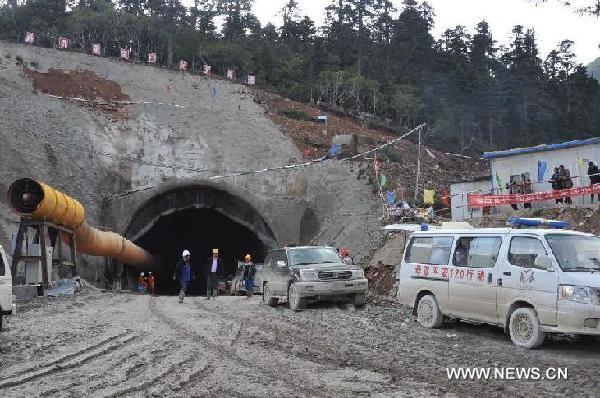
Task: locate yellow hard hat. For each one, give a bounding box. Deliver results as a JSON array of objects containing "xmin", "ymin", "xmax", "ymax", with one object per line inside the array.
[
  {"xmin": 212, "ymin": 248, "xmax": 219, "ymax": 254},
  {"xmin": 245, "ymin": 254, "xmax": 252, "ymax": 261}
]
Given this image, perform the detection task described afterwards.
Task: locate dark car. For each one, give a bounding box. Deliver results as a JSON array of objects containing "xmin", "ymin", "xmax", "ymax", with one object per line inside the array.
[{"xmin": 261, "ymin": 246, "xmax": 368, "ymax": 311}]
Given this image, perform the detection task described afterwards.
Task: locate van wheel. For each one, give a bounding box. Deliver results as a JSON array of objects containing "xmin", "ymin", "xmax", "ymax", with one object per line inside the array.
[
  {"xmin": 288, "ymin": 283, "xmax": 306, "ymax": 312},
  {"xmin": 263, "ymin": 283, "xmax": 278, "ymax": 307},
  {"xmin": 0, "ymin": 314, "xmax": 3, "ymax": 332},
  {"xmin": 509, "ymin": 307, "xmax": 546, "ymax": 349},
  {"xmin": 417, "ymin": 294, "xmax": 443, "ymax": 328}
]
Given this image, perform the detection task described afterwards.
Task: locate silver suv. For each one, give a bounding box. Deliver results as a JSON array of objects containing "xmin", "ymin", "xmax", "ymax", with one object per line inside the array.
[{"xmin": 261, "ymin": 246, "xmax": 368, "ymax": 311}]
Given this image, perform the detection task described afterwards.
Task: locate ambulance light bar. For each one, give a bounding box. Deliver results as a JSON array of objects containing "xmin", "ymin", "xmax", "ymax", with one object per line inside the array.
[{"xmin": 507, "ymin": 217, "xmax": 570, "ymax": 229}]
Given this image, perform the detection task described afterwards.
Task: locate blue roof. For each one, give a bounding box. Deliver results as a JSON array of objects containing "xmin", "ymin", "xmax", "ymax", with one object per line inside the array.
[{"xmin": 483, "ymin": 137, "xmax": 600, "ymax": 160}]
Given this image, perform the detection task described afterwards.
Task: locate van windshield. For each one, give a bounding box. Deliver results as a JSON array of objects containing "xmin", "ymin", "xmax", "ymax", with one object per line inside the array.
[{"xmin": 546, "ymin": 234, "xmax": 600, "ymax": 271}]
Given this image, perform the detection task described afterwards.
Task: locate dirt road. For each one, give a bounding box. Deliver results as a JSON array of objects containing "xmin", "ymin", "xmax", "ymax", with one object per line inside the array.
[{"xmin": 1, "ymin": 290, "xmax": 599, "ymax": 397}]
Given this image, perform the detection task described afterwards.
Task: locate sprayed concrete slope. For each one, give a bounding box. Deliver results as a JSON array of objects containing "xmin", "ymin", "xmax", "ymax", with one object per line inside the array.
[{"xmin": 0, "ymin": 41, "xmax": 383, "ymax": 284}]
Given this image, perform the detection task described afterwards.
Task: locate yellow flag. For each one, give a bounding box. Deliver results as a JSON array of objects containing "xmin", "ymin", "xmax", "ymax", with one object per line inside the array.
[{"xmin": 424, "ymin": 189, "xmax": 435, "ymax": 205}]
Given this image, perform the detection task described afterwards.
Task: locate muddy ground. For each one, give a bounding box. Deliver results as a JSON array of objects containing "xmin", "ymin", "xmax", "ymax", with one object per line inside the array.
[{"xmin": 1, "ymin": 291, "xmax": 599, "ymax": 397}]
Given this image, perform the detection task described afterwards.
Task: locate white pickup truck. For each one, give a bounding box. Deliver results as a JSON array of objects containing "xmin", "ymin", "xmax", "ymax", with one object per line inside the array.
[{"xmin": 0, "ymin": 244, "xmax": 15, "ymax": 331}]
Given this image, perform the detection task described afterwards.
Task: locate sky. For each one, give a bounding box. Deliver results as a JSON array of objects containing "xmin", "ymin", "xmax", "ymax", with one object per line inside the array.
[{"xmin": 183, "ymin": 0, "xmax": 600, "ymax": 64}]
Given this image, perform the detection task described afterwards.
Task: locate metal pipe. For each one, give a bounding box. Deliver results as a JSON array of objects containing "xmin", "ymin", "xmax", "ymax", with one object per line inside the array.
[{"xmin": 7, "ymin": 178, "xmax": 155, "ymax": 268}]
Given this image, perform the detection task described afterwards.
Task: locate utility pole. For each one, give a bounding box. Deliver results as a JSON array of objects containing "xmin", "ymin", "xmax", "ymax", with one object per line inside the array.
[{"xmin": 414, "ymin": 127, "xmax": 422, "ymax": 204}]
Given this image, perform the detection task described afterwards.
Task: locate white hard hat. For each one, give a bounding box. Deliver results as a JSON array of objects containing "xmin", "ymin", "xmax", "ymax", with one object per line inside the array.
[
  {"xmin": 140, "ymin": 272, "xmax": 144, "ymax": 276},
  {"xmin": 182, "ymin": 250, "xmax": 191, "ymax": 257}
]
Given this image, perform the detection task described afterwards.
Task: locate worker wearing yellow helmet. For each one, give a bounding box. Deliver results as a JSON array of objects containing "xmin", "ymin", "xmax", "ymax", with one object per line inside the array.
[
  {"xmin": 242, "ymin": 254, "xmax": 256, "ymax": 298},
  {"xmin": 205, "ymin": 248, "xmax": 222, "ymax": 300}
]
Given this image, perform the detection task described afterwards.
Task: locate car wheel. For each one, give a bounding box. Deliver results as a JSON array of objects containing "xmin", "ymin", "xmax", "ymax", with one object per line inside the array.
[
  {"xmin": 288, "ymin": 283, "xmax": 306, "ymax": 312},
  {"xmin": 0, "ymin": 314, "xmax": 3, "ymax": 332},
  {"xmin": 354, "ymin": 292, "xmax": 367, "ymax": 308},
  {"xmin": 509, "ymin": 307, "xmax": 546, "ymax": 349},
  {"xmin": 263, "ymin": 283, "xmax": 278, "ymax": 307},
  {"xmin": 416, "ymin": 294, "xmax": 443, "ymax": 328}
]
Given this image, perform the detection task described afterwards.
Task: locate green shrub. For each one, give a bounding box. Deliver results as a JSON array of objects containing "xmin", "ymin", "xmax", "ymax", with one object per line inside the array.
[
  {"xmin": 15, "ymin": 55, "xmax": 23, "ymax": 64},
  {"xmin": 278, "ymin": 108, "xmax": 313, "ymax": 122}
]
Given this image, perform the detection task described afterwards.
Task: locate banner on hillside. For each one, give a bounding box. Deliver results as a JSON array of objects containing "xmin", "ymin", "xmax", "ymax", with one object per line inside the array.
[
  {"xmin": 246, "ymin": 75, "xmax": 256, "ymax": 85},
  {"xmin": 179, "ymin": 60, "xmax": 188, "ymax": 71},
  {"xmin": 467, "ymin": 184, "xmax": 600, "ymax": 207},
  {"xmin": 203, "ymin": 65, "xmax": 211, "ymax": 75},
  {"xmin": 226, "ymin": 69, "xmax": 234, "ymax": 80},
  {"xmin": 120, "ymin": 48, "xmax": 130, "ymax": 60},
  {"xmin": 58, "ymin": 37, "xmax": 69, "ymax": 49},
  {"xmin": 424, "ymin": 189, "xmax": 435, "ymax": 205},
  {"xmin": 24, "ymin": 32, "xmax": 34, "ymax": 44},
  {"xmin": 148, "ymin": 52, "xmax": 157, "ymax": 63},
  {"xmin": 92, "ymin": 43, "xmax": 101, "ymax": 55}
]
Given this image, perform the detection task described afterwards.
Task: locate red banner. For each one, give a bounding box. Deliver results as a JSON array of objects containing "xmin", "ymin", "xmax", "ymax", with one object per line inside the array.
[{"xmin": 468, "ymin": 184, "xmax": 600, "ymax": 207}]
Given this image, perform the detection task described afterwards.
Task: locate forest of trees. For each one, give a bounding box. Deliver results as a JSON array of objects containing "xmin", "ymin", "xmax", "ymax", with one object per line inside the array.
[{"xmin": 0, "ymin": 0, "xmax": 599, "ymax": 154}]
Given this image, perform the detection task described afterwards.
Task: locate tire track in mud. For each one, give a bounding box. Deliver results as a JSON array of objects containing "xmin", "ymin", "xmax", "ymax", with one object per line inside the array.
[
  {"xmin": 197, "ymin": 300, "xmax": 429, "ymax": 395},
  {"xmin": 92, "ymin": 355, "xmax": 195, "ymax": 398},
  {"xmin": 148, "ymin": 297, "xmax": 331, "ymax": 397},
  {"xmin": 0, "ymin": 329, "xmax": 133, "ymax": 382},
  {"xmin": 0, "ymin": 332, "xmax": 137, "ymax": 389}
]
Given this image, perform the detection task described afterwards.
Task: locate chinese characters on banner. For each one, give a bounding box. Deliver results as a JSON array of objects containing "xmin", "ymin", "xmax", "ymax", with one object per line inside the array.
[
  {"xmin": 203, "ymin": 65, "xmax": 211, "ymax": 75},
  {"xmin": 58, "ymin": 37, "xmax": 69, "ymax": 49},
  {"xmin": 120, "ymin": 48, "xmax": 130, "ymax": 60},
  {"xmin": 24, "ymin": 32, "xmax": 34, "ymax": 44},
  {"xmin": 179, "ymin": 60, "xmax": 188, "ymax": 71},
  {"xmin": 246, "ymin": 75, "xmax": 256, "ymax": 85},
  {"xmin": 226, "ymin": 69, "xmax": 234, "ymax": 80},
  {"xmin": 148, "ymin": 52, "xmax": 157, "ymax": 63},
  {"xmin": 92, "ymin": 44, "xmax": 101, "ymax": 55},
  {"xmin": 413, "ymin": 265, "xmax": 486, "ymax": 282},
  {"xmin": 467, "ymin": 184, "xmax": 600, "ymax": 207}
]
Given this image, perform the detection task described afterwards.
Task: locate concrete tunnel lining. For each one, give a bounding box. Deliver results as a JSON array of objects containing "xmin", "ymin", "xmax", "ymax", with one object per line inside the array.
[{"xmin": 122, "ymin": 184, "xmax": 278, "ymax": 294}]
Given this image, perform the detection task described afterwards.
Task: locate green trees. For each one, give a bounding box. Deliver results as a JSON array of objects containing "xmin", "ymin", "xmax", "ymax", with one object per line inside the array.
[{"xmin": 1, "ymin": 0, "xmax": 599, "ymax": 154}]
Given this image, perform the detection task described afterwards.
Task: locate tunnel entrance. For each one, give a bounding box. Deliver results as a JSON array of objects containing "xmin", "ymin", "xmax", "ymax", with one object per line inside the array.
[{"xmin": 124, "ymin": 185, "xmax": 277, "ymax": 295}]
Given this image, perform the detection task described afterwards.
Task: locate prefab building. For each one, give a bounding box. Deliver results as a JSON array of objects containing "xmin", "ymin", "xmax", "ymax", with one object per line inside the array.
[
  {"xmin": 483, "ymin": 137, "xmax": 600, "ymax": 209},
  {"xmin": 450, "ymin": 178, "xmax": 492, "ymax": 221}
]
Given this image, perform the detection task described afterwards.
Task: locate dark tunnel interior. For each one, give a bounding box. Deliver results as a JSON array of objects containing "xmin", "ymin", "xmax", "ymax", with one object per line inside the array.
[{"xmin": 130, "ymin": 208, "xmax": 268, "ymax": 295}]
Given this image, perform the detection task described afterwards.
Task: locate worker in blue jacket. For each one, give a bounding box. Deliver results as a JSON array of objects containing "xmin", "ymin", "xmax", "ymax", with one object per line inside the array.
[{"xmin": 173, "ymin": 250, "xmax": 195, "ymax": 303}]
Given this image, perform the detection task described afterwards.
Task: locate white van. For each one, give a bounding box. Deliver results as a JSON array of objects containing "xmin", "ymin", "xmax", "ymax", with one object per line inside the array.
[
  {"xmin": 0, "ymin": 244, "xmax": 15, "ymax": 331},
  {"xmin": 398, "ymin": 226, "xmax": 600, "ymax": 348}
]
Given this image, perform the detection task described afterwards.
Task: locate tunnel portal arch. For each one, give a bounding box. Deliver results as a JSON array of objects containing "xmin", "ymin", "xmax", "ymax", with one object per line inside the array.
[{"xmin": 123, "ymin": 183, "xmax": 278, "ymax": 294}]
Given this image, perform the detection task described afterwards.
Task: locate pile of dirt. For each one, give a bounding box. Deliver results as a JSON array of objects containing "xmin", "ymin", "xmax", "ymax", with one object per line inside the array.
[
  {"xmin": 366, "ymin": 263, "xmax": 397, "ymax": 296},
  {"xmin": 24, "ymin": 68, "xmax": 129, "ymax": 112},
  {"xmin": 256, "ymin": 90, "xmax": 393, "ymax": 155},
  {"xmin": 257, "ymin": 90, "xmax": 489, "ymax": 204}
]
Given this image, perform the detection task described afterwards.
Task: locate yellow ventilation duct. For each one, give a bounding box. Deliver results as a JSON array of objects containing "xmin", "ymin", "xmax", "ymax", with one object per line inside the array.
[{"xmin": 8, "ymin": 178, "xmax": 154, "ymax": 268}]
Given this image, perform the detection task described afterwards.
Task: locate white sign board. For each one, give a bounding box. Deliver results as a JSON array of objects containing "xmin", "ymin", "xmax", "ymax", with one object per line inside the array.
[
  {"xmin": 148, "ymin": 52, "xmax": 157, "ymax": 63},
  {"xmin": 179, "ymin": 60, "xmax": 188, "ymax": 71},
  {"xmin": 203, "ymin": 65, "xmax": 211, "ymax": 75},
  {"xmin": 246, "ymin": 75, "xmax": 256, "ymax": 85},
  {"xmin": 25, "ymin": 32, "xmax": 34, "ymax": 44},
  {"xmin": 92, "ymin": 43, "xmax": 101, "ymax": 55},
  {"xmin": 227, "ymin": 69, "xmax": 234, "ymax": 80},
  {"xmin": 58, "ymin": 37, "xmax": 69, "ymax": 49}
]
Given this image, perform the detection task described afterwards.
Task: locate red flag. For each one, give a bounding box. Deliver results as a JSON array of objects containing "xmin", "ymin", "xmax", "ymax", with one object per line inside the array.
[{"xmin": 441, "ymin": 189, "xmax": 450, "ymax": 207}]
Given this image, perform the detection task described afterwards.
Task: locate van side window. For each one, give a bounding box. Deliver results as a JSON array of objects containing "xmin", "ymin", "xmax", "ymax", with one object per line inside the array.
[
  {"xmin": 509, "ymin": 237, "xmax": 547, "ymax": 268},
  {"xmin": 453, "ymin": 237, "xmax": 502, "ymax": 268},
  {"xmin": 406, "ymin": 237, "xmax": 453, "ymax": 265},
  {"xmin": 0, "ymin": 251, "xmax": 4, "ymax": 276}
]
